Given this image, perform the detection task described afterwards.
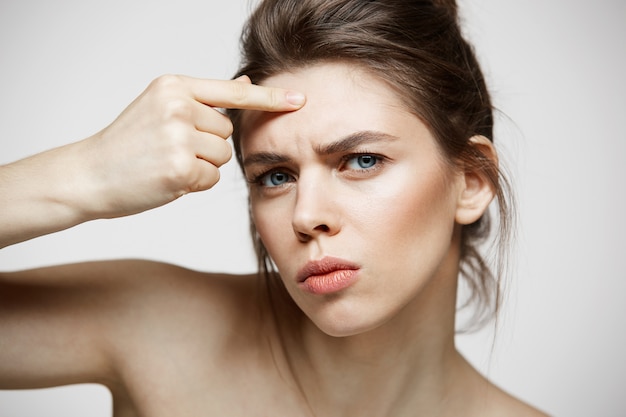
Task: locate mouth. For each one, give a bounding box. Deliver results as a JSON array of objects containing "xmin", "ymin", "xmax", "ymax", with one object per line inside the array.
[{"xmin": 297, "ymin": 256, "xmax": 360, "ymax": 295}]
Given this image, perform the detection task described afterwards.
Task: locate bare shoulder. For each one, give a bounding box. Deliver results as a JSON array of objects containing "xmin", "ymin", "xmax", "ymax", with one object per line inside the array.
[
  {"xmin": 52, "ymin": 258, "xmax": 264, "ymax": 338},
  {"xmin": 0, "ymin": 259, "xmax": 263, "ymax": 390},
  {"xmin": 85, "ymin": 258, "xmax": 265, "ymax": 360},
  {"xmin": 90, "ymin": 260, "xmax": 272, "ymax": 412},
  {"xmin": 485, "ymin": 384, "xmax": 550, "ymax": 417},
  {"xmin": 454, "ymin": 355, "xmax": 549, "ymax": 417},
  {"xmin": 108, "ymin": 259, "xmax": 263, "ymax": 328},
  {"xmin": 1, "ymin": 258, "xmax": 259, "ymax": 313}
]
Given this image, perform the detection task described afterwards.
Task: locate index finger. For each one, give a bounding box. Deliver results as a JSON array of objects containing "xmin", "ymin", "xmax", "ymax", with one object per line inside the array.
[{"xmin": 189, "ymin": 77, "xmax": 306, "ymax": 112}]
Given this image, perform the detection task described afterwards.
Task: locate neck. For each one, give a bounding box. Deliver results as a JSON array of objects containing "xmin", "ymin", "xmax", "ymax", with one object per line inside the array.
[
  {"xmin": 280, "ymin": 260, "xmax": 466, "ymax": 417},
  {"xmin": 264, "ymin": 227, "xmax": 493, "ymax": 416}
]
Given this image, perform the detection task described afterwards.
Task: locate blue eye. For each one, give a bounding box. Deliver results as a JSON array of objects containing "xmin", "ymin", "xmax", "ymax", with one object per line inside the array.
[
  {"xmin": 260, "ymin": 171, "xmax": 291, "ymax": 187},
  {"xmin": 346, "ymin": 154, "xmax": 379, "ymax": 170}
]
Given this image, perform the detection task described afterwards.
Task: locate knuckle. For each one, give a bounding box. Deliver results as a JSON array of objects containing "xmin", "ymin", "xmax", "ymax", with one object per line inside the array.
[
  {"xmin": 204, "ymin": 136, "xmax": 231, "ymax": 168},
  {"xmin": 216, "ymin": 140, "xmax": 233, "ymax": 166},
  {"xmin": 204, "ymin": 174, "xmax": 220, "ymax": 191},
  {"xmin": 229, "ymin": 81, "xmax": 249, "ymax": 106},
  {"xmin": 190, "ymin": 166, "xmax": 220, "ymax": 193},
  {"xmin": 207, "ymin": 111, "xmax": 233, "ymax": 139},
  {"xmin": 151, "ymin": 74, "xmax": 184, "ymax": 92},
  {"xmin": 203, "ymin": 168, "xmax": 221, "ymax": 191},
  {"xmin": 150, "ymin": 75, "xmax": 195, "ymax": 123},
  {"xmin": 222, "ymin": 117, "xmax": 234, "ymax": 139},
  {"xmin": 163, "ymin": 123, "xmax": 192, "ymax": 151},
  {"xmin": 161, "ymin": 98, "xmax": 194, "ymax": 122},
  {"xmin": 268, "ymin": 89, "xmax": 282, "ymax": 110},
  {"xmin": 166, "ymin": 150, "xmax": 194, "ymax": 184}
]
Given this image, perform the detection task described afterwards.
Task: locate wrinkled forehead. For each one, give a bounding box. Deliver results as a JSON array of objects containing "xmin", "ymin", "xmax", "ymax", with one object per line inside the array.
[{"xmin": 237, "ymin": 63, "xmax": 413, "ymax": 156}]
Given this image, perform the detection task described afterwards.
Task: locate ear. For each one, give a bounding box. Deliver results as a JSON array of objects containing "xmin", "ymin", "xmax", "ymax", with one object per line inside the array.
[{"xmin": 455, "ymin": 136, "xmax": 498, "ymax": 225}]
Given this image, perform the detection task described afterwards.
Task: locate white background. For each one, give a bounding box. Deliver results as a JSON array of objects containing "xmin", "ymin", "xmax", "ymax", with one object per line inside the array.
[{"xmin": 0, "ymin": 0, "xmax": 624, "ymax": 416}]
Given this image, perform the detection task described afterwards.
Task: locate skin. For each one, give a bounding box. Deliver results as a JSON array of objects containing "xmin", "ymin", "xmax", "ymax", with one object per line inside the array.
[
  {"xmin": 0, "ymin": 65, "xmax": 547, "ymax": 416},
  {"xmin": 243, "ymin": 65, "xmax": 465, "ymax": 340},
  {"xmin": 0, "ymin": 74, "xmax": 304, "ymax": 248}
]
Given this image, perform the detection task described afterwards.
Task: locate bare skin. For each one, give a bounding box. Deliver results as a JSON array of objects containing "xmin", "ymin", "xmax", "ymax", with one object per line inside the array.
[
  {"xmin": 0, "ymin": 74, "xmax": 305, "ymax": 249},
  {"xmin": 0, "ymin": 261, "xmax": 544, "ymax": 417},
  {"xmin": 0, "ymin": 68, "xmax": 547, "ymax": 416}
]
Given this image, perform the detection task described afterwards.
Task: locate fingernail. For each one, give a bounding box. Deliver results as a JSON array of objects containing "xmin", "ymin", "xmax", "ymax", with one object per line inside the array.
[
  {"xmin": 234, "ymin": 75, "xmax": 251, "ymax": 83},
  {"xmin": 286, "ymin": 91, "xmax": 306, "ymax": 107}
]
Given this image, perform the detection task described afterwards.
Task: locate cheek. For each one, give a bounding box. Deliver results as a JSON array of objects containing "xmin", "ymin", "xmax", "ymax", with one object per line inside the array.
[
  {"xmin": 359, "ymin": 166, "xmax": 459, "ymax": 257},
  {"xmin": 250, "ymin": 196, "xmax": 294, "ymax": 257}
]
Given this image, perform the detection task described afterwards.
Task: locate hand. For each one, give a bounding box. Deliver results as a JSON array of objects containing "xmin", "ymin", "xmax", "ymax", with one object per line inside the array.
[{"xmin": 77, "ymin": 74, "xmax": 305, "ymax": 219}]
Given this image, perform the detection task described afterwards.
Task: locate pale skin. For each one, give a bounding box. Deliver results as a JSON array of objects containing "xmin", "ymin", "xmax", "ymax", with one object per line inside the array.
[{"xmin": 0, "ymin": 65, "xmax": 547, "ymax": 416}]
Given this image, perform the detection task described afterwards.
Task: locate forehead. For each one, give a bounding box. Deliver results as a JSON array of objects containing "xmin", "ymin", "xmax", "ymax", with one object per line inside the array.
[{"xmin": 239, "ymin": 63, "xmax": 428, "ymax": 154}]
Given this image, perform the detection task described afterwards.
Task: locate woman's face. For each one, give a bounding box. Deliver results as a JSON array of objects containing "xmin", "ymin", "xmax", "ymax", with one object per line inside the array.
[{"xmin": 240, "ymin": 63, "xmax": 464, "ymax": 337}]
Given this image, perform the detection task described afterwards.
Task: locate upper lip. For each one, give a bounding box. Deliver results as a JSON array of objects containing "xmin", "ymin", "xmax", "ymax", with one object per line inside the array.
[{"xmin": 296, "ymin": 256, "xmax": 360, "ymax": 282}]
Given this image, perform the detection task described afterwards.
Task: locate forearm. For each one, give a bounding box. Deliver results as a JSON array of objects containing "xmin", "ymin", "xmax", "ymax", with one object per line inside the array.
[
  {"xmin": 0, "ymin": 75, "xmax": 305, "ymax": 249},
  {"xmin": 0, "ymin": 140, "xmax": 96, "ymax": 248}
]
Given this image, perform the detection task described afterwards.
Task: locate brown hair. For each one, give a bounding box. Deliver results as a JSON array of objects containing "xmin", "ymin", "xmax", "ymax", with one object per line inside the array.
[{"xmin": 229, "ymin": 0, "xmax": 513, "ymax": 329}]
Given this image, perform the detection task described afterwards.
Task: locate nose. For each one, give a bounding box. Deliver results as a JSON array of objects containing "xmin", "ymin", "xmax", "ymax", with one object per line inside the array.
[{"xmin": 291, "ymin": 173, "xmax": 340, "ymax": 242}]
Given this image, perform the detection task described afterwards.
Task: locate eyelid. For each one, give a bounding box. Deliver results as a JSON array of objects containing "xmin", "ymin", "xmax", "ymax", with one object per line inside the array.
[
  {"xmin": 339, "ymin": 151, "xmax": 386, "ymax": 171},
  {"xmin": 246, "ymin": 150, "xmax": 388, "ymax": 185},
  {"xmin": 246, "ymin": 166, "xmax": 295, "ymax": 187}
]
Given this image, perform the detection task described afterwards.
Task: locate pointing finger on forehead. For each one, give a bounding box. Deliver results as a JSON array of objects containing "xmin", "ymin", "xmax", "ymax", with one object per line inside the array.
[{"xmin": 190, "ymin": 76, "xmax": 306, "ymax": 112}]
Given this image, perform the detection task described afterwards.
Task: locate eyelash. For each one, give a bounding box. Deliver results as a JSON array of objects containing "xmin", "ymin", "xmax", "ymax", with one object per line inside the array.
[
  {"xmin": 248, "ymin": 152, "xmax": 386, "ymax": 188},
  {"xmin": 246, "ymin": 167, "xmax": 297, "ymax": 192},
  {"xmin": 339, "ymin": 152, "xmax": 385, "ymax": 173},
  {"xmin": 248, "ymin": 169, "xmax": 295, "ymax": 188}
]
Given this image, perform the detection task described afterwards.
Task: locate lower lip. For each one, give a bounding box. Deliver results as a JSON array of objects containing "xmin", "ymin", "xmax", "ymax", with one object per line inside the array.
[{"xmin": 299, "ymin": 269, "xmax": 359, "ymax": 295}]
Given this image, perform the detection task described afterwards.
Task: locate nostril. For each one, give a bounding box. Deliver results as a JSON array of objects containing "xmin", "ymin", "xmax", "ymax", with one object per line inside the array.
[
  {"xmin": 296, "ymin": 231, "xmax": 311, "ymax": 242},
  {"xmin": 293, "ymin": 220, "xmax": 334, "ymax": 242},
  {"xmin": 314, "ymin": 224, "xmax": 330, "ymax": 233}
]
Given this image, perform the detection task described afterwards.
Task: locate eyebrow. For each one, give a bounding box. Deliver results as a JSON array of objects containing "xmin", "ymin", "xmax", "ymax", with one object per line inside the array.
[
  {"xmin": 315, "ymin": 130, "xmax": 399, "ymax": 155},
  {"xmin": 243, "ymin": 130, "xmax": 399, "ymax": 168}
]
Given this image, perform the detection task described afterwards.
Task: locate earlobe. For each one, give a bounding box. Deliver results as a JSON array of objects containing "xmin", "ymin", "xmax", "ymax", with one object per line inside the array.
[{"xmin": 455, "ymin": 136, "xmax": 498, "ymax": 225}]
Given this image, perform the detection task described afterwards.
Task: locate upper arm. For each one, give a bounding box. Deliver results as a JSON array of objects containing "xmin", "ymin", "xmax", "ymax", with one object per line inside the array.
[
  {"xmin": 0, "ymin": 259, "xmax": 255, "ymax": 391},
  {"xmin": 0, "ymin": 260, "xmax": 164, "ymax": 389}
]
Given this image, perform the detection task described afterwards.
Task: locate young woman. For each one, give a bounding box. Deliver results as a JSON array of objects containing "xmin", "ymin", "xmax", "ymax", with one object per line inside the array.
[{"xmin": 0, "ymin": 0, "xmax": 547, "ymax": 415}]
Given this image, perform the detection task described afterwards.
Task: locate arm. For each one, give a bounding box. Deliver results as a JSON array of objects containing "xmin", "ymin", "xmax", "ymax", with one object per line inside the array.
[
  {"xmin": 0, "ymin": 74, "xmax": 303, "ymax": 389},
  {"xmin": 0, "ymin": 74, "xmax": 305, "ymax": 248},
  {"xmin": 0, "ymin": 261, "xmax": 127, "ymax": 388},
  {"xmin": 0, "ymin": 259, "xmax": 248, "ymax": 390}
]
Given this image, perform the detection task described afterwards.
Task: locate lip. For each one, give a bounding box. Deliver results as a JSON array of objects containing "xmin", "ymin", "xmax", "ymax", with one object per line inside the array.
[{"xmin": 297, "ymin": 256, "xmax": 360, "ymax": 295}]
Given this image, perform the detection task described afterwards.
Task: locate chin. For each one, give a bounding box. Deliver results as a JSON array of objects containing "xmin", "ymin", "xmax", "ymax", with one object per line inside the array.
[{"xmin": 308, "ymin": 306, "xmax": 386, "ymax": 338}]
